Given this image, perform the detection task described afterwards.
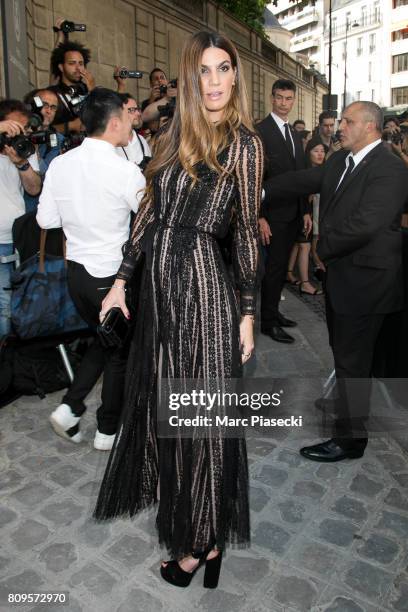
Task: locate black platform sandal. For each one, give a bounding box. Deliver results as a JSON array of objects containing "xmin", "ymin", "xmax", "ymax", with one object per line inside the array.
[
  {"xmin": 299, "ymin": 280, "xmax": 323, "ymax": 296},
  {"xmin": 160, "ymin": 549, "xmax": 222, "ymax": 588}
]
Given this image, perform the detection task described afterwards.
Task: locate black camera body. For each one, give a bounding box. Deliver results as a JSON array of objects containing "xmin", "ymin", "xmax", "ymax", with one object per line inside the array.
[
  {"xmin": 158, "ymin": 97, "xmax": 176, "ymax": 119},
  {"xmin": 61, "ymin": 20, "xmax": 86, "ymax": 34},
  {"xmin": 64, "ymin": 83, "xmax": 89, "ymax": 116},
  {"xmin": 159, "ymin": 78, "xmax": 178, "ymax": 97},
  {"xmin": 61, "ymin": 131, "xmax": 86, "ymax": 153},
  {"xmin": 118, "ymin": 68, "xmax": 143, "ymax": 79},
  {"xmin": 0, "ymin": 133, "xmax": 35, "ymax": 159}
]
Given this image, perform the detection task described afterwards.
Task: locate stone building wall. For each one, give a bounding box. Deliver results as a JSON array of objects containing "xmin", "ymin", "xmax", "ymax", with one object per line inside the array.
[{"xmin": 21, "ymin": 0, "xmax": 326, "ymax": 128}]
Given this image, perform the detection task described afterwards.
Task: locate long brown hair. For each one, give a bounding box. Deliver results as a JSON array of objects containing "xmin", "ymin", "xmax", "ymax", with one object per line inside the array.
[{"xmin": 141, "ymin": 31, "xmax": 254, "ymax": 207}]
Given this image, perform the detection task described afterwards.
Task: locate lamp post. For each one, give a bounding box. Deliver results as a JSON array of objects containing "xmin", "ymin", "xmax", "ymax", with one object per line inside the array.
[
  {"xmin": 343, "ymin": 18, "xmax": 359, "ymax": 109},
  {"xmin": 328, "ymin": 0, "xmax": 332, "ymax": 109}
]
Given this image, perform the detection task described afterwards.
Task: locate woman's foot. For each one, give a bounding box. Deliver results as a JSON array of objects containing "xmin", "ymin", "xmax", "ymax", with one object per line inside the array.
[
  {"xmin": 161, "ymin": 548, "xmax": 219, "ymax": 573},
  {"xmin": 286, "ymin": 270, "xmax": 300, "ymax": 285},
  {"xmin": 299, "ymin": 280, "xmax": 323, "ymax": 295}
]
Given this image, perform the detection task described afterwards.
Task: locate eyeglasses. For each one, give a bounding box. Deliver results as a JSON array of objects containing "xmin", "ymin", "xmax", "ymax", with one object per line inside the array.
[
  {"xmin": 41, "ymin": 102, "xmax": 58, "ymax": 112},
  {"xmin": 127, "ymin": 106, "xmax": 141, "ymax": 113}
]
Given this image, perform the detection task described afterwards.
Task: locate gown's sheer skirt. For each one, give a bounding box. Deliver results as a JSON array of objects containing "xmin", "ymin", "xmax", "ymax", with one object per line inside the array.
[{"xmin": 94, "ymin": 126, "xmax": 264, "ymax": 559}]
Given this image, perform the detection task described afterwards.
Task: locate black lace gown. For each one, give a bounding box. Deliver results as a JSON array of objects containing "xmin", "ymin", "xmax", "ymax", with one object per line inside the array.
[{"xmin": 94, "ymin": 126, "xmax": 264, "ymax": 558}]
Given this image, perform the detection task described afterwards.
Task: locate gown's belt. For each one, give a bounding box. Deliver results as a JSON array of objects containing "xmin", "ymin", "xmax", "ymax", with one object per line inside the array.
[{"xmin": 140, "ymin": 221, "xmax": 215, "ymax": 271}]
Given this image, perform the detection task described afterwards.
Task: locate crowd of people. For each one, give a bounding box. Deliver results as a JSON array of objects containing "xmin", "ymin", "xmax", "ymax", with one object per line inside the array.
[{"xmin": 1, "ymin": 23, "xmax": 408, "ymax": 589}]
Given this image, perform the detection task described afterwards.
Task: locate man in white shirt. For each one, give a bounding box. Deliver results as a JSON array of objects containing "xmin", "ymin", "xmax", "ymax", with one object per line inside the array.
[
  {"xmin": 0, "ymin": 100, "xmax": 42, "ymax": 337},
  {"xmin": 37, "ymin": 87, "xmax": 146, "ymax": 450},
  {"xmin": 116, "ymin": 94, "xmax": 151, "ymax": 171}
]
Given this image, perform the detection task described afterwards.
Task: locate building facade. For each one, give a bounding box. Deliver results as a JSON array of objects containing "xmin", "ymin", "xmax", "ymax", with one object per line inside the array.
[{"xmin": 0, "ymin": 0, "xmax": 327, "ymax": 128}]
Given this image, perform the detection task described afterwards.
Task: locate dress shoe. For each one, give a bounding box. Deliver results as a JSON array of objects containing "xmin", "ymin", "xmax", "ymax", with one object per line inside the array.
[
  {"xmin": 276, "ymin": 313, "xmax": 297, "ymax": 328},
  {"xmin": 261, "ymin": 325, "xmax": 295, "ymax": 344},
  {"xmin": 300, "ymin": 439, "xmax": 365, "ymax": 462}
]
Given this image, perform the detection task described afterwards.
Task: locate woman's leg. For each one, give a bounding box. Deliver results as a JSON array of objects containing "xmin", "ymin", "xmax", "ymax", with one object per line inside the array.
[
  {"xmin": 286, "ymin": 243, "xmax": 300, "ymax": 284},
  {"xmin": 298, "ymin": 242, "xmax": 320, "ymax": 294}
]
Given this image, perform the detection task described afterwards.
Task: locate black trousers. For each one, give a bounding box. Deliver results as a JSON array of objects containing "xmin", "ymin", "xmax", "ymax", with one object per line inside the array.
[
  {"xmin": 62, "ymin": 261, "xmax": 128, "ymax": 435},
  {"xmin": 261, "ymin": 218, "xmax": 299, "ymax": 326},
  {"xmin": 326, "ymin": 294, "xmax": 385, "ymax": 449}
]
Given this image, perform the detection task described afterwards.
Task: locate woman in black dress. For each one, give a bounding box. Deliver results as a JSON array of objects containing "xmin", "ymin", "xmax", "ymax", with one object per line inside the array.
[{"xmin": 94, "ymin": 31, "xmax": 264, "ymax": 588}]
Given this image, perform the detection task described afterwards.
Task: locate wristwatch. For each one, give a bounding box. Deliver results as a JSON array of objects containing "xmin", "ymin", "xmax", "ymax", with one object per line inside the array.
[{"xmin": 15, "ymin": 161, "xmax": 30, "ymax": 171}]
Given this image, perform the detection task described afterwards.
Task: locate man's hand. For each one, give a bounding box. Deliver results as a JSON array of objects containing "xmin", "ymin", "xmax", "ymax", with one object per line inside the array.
[
  {"xmin": 79, "ymin": 68, "xmax": 95, "ymax": 91},
  {"xmin": 3, "ymin": 144, "xmax": 26, "ymax": 165},
  {"xmin": 166, "ymin": 85, "xmax": 177, "ymax": 99},
  {"xmin": 113, "ymin": 66, "xmax": 126, "ymax": 93},
  {"xmin": 259, "ymin": 217, "xmax": 272, "ymax": 246},
  {"xmin": 0, "ymin": 120, "xmax": 24, "ymax": 137},
  {"xmin": 149, "ymin": 84, "xmax": 162, "ymax": 103},
  {"xmin": 303, "ymin": 213, "xmax": 313, "ymax": 238},
  {"xmin": 330, "ymin": 140, "xmax": 342, "ymax": 153}
]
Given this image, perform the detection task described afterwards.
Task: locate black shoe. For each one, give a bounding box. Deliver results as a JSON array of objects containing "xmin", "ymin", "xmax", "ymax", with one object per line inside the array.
[
  {"xmin": 160, "ymin": 550, "xmax": 222, "ymax": 588},
  {"xmin": 300, "ymin": 439, "xmax": 365, "ymax": 462},
  {"xmin": 261, "ymin": 325, "xmax": 295, "ymax": 344},
  {"xmin": 276, "ymin": 313, "xmax": 297, "ymax": 327}
]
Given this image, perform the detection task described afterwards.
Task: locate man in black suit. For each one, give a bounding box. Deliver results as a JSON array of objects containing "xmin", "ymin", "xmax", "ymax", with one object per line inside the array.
[
  {"xmin": 257, "ymin": 79, "xmax": 311, "ymax": 343},
  {"xmin": 264, "ymin": 101, "xmax": 408, "ymax": 461}
]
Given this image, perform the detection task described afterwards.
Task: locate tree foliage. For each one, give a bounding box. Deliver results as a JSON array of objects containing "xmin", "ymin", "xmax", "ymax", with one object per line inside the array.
[{"xmin": 216, "ymin": 0, "xmax": 270, "ymax": 34}]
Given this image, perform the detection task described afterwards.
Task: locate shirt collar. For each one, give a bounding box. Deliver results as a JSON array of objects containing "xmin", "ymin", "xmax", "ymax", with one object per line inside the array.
[
  {"xmin": 347, "ymin": 139, "xmax": 382, "ymax": 168},
  {"xmin": 271, "ymin": 112, "xmax": 289, "ymax": 130},
  {"xmin": 82, "ymin": 137, "xmax": 116, "ymax": 152}
]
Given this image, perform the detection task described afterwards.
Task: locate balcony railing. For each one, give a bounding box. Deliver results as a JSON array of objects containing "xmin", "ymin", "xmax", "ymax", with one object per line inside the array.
[{"xmin": 325, "ymin": 13, "xmax": 381, "ymax": 38}]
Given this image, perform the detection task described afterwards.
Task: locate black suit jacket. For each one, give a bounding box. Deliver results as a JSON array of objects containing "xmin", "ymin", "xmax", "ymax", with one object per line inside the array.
[
  {"xmin": 264, "ymin": 143, "xmax": 408, "ymax": 315},
  {"xmin": 256, "ymin": 114, "xmax": 307, "ymax": 223}
]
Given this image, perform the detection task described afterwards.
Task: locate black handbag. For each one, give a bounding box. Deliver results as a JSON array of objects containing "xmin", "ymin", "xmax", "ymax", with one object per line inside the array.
[{"xmin": 97, "ymin": 307, "xmax": 130, "ymax": 348}]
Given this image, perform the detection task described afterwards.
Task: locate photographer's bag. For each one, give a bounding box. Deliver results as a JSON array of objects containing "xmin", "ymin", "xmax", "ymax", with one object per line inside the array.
[{"xmin": 10, "ymin": 229, "xmax": 88, "ymax": 339}]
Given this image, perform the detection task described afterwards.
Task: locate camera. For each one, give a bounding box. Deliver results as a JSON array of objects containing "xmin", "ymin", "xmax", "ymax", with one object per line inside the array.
[
  {"xmin": 117, "ymin": 68, "xmax": 143, "ymax": 79},
  {"xmin": 61, "ymin": 131, "xmax": 86, "ymax": 153},
  {"xmin": 157, "ymin": 97, "xmax": 176, "ymax": 119},
  {"xmin": 159, "ymin": 78, "xmax": 178, "ymax": 97},
  {"xmin": 64, "ymin": 83, "xmax": 89, "ymax": 116},
  {"xmin": 26, "ymin": 96, "xmax": 45, "ymax": 131},
  {"xmin": 60, "ymin": 20, "xmax": 86, "ymax": 34},
  {"xmin": 0, "ymin": 133, "xmax": 35, "ymax": 159},
  {"xmin": 331, "ymin": 130, "xmax": 342, "ymax": 144}
]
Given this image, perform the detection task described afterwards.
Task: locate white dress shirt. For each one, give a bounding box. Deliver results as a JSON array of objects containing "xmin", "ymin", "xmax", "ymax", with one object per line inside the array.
[
  {"xmin": 37, "ymin": 137, "xmax": 146, "ymax": 277},
  {"xmin": 116, "ymin": 130, "xmax": 151, "ymax": 165},
  {"xmin": 271, "ymin": 111, "xmax": 295, "ymax": 156},
  {"xmin": 336, "ymin": 139, "xmax": 382, "ymax": 190}
]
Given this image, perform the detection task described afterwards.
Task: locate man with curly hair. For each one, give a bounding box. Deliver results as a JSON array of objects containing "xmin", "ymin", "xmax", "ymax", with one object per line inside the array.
[{"xmin": 49, "ymin": 41, "xmax": 95, "ymax": 133}]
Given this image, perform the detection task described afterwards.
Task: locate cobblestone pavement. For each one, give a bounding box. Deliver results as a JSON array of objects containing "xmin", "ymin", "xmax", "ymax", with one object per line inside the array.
[{"xmin": 1, "ymin": 290, "xmax": 407, "ymax": 612}]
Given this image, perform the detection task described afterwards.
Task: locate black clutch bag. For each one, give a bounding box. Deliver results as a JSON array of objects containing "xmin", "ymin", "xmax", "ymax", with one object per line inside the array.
[{"xmin": 97, "ymin": 307, "xmax": 130, "ymax": 348}]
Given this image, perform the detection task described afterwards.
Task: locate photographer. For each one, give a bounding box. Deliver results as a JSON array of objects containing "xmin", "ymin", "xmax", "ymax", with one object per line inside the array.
[
  {"xmin": 141, "ymin": 68, "xmax": 177, "ymax": 134},
  {"xmin": 382, "ymin": 117, "xmax": 408, "ymax": 168},
  {"xmin": 0, "ymin": 100, "xmax": 41, "ymax": 337},
  {"xmin": 49, "ymin": 41, "xmax": 94, "ymax": 134},
  {"xmin": 37, "ymin": 88, "xmax": 145, "ymax": 450},
  {"xmin": 316, "ymin": 111, "xmax": 341, "ymax": 157},
  {"xmin": 116, "ymin": 93, "xmax": 151, "ymax": 170},
  {"xmin": 141, "ymin": 79, "xmax": 177, "ymax": 128},
  {"xmin": 23, "ymin": 88, "xmax": 65, "ymax": 212}
]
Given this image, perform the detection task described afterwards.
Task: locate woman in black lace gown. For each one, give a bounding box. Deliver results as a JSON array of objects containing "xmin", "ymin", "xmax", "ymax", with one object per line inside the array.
[{"xmin": 94, "ymin": 31, "xmax": 264, "ymax": 587}]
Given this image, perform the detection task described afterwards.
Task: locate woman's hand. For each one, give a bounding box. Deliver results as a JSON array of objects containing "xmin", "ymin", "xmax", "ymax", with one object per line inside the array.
[
  {"xmin": 240, "ymin": 315, "xmax": 254, "ymax": 365},
  {"xmin": 99, "ymin": 281, "xmax": 130, "ymax": 322},
  {"xmin": 259, "ymin": 217, "xmax": 272, "ymax": 246}
]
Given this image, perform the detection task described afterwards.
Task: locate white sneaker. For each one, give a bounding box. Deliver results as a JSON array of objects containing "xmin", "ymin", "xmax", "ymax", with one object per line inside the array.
[
  {"xmin": 49, "ymin": 403, "xmax": 82, "ymax": 443},
  {"xmin": 94, "ymin": 430, "xmax": 116, "ymax": 451}
]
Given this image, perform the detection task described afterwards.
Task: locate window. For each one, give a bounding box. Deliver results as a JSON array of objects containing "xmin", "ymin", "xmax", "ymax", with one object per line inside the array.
[
  {"xmin": 369, "ymin": 33, "xmax": 376, "ymax": 53},
  {"xmin": 374, "ymin": 1, "xmax": 381, "ymax": 21},
  {"xmin": 393, "ymin": 53, "xmax": 408, "ymax": 72},
  {"xmin": 332, "ymin": 17, "xmax": 337, "ymax": 36},
  {"xmin": 393, "ymin": 0, "xmax": 408, "ymax": 7},
  {"xmin": 342, "ymin": 41, "xmax": 347, "ymax": 59},
  {"xmin": 393, "ymin": 29, "xmax": 408, "ymax": 41},
  {"xmin": 356, "ymin": 91, "xmax": 362, "ymax": 101},
  {"xmin": 361, "ymin": 6, "xmax": 367, "ymax": 26},
  {"xmin": 368, "ymin": 61, "xmax": 372, "ymax": 81},
  {"xmin": 357, "ymin": 38, "xmax": 363, "ymax": 56},
  {"xmin": 392, "ymin": 87, "xmax": 408, "ymax": 105}
]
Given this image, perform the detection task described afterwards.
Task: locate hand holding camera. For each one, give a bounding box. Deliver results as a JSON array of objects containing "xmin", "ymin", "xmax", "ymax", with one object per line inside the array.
[{"xmin": 0, "ymin": 119, "xmax": 25, "ymax": 138}]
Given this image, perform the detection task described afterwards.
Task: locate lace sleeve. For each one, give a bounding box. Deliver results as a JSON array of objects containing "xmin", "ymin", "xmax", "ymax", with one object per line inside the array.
[
  {"xmin": 233, "ymin": 130, "xmax": 264, "ymax": 316},
  {"xmin": 116, "ymin": 201, "xmax": 155, "ymax": 282}
]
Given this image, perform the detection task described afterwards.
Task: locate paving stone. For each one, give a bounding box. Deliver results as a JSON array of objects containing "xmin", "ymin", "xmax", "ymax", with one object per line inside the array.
[
  {"xmin": 276, "ymin": 449, "xmax": 302, "ymax": 467},
  {"xmin": 247, "ymin": 439, "xmax": 276, "ymax": 457},
  {"xmin": 392, "ymin": 473, "xmax": 408, "ymax": 488},
  {"xmin": 0, "ymin": 556, "xmax": 11, "ymax": 572},
  {"xmin": 368, "ymin": 438, "xmax": 392, "ymax": 452},
  {"xmin": 277, "ymin": 499, "xmax": 307, "ymax": 524},
  {"xmin": 40, "ymin": 499, "xmax": 83, "ymax": 526},
  {"xmin": 331, "ymin": 496, "xmax": 368, "ymax": 523},
  {"xmin": 270, "ymin": 574, "xmax": 320, "ymax": 611},
  {"xmin": 70, "ymin": 562, "xmax": 116, "ymax": 595},
  {"xmin": 320, "ymin": 595, "xmax": 371, "ymax": 611},
  {"xmin": 10, "ymin": 482, "xmax": 54, "ymax": 507},
  {"xmin": 78, "ymin": 519, "xmax": 112, "ymax": 547},
  {"xmin": 252, "ymin": 521, "xmax": 292, "ymax": 555},
  {"xmin": 249, "ymin": 486, "xmax": 269, "ymax": 512},
  {"xmin": 376, "ymin": 510, "xmax": 408, "ymax": 538},
  {"xmin": 4, "ymin": 437, "xmax": 34, "ymax": 460},
  {"xmin": 376, "ymin": 453, "xmax": 408, "ymax": 472},
  {"xmin": 226, "ymin": 555, "xmax": 270, "ymax": 584},
  {"xmin": 315, "ymin": 464, "xmax": 339, "ymax": 480},
  {"xmin": 51, "ymin": 439, "xmax": 86, "ymax": 455},
  {"xmin": 117, "ymin": 588, "xmax": 163, "ymax": 612},
  {"xmin": 29, "ymin": 598, "xmax": 83, "ymax": 612},
  {"xmin": 19, "ymin": 455, "xmax": 61, "ymax": 473},
  {"xmin": 105, "ymin": 534, "xmax": 151, "ymax": 566},
  {"xmin": 389, "ymin": 580, "xmax": 408, "ymax": 612},
  {"xmin": 292, "ymin": 480, "xmax": 326, "ymax": 500},
  {"xmin": 10, "ymin": 519, "xmax": 50, "ymax": 551},
  {"xmin": 342, "ymin": 560, "xmax": 393, "ymax": 601},
  {"xmin": 39, "ymin": 542, "xmax": 77, "ymax": 572},
  {"xmin": 316, "ymin": 518, "xmax": 357, "ymax": 548},
  {"xmin": 254, "ymin": 465, "xmax": 288, "ymax": 488},
  {"xmin": 0, "ymin": 469, "xmax": 24, "ymax": 492},
  {"xmin": 349, "ymin": 474, "xmax": 383, "ymax": 498},
  {"xmin": 286, "ymin": 538, "xmax": 340, "ymax": 579},
  {"xmin": 0, "ymin": 505, "xmax": 18, "ymax": 528},
  {"xmin": 384, "ymin": 488, "xmax": 408, "ymax": 512},
  {"xmin": 198, "ymin": 589, "xmax": 246, "ymax": 612},
  {"xmin": 12, "ymin": 416, "xmax": 37, "ymax": 433},
  {"xmin": 76, "ymin": 480, "xmax": 100, "ymax": 497},
  {"xmin": 48, "ymin": 465, "xmax": 88, "ymax": 487},
  {"xmin": 28, "ymin": 427, "xmax": 55, "ymax": 443},
  {"xmin": 356, "ymin": 533, "xmax": 400, "ymax": 565},
  {"xmin": 0, "ymin": 570, "xmax": 45, "ymax": 600}
]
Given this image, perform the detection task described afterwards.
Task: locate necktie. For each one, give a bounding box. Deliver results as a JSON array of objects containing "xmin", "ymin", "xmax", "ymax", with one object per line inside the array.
[
  {"xmin": 337, "ymin": 156, "xmax": 355, "ymax": 191},
  {"xmin": 283, "ymin": 123, "xmax": 294, "ymax": 157}
]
